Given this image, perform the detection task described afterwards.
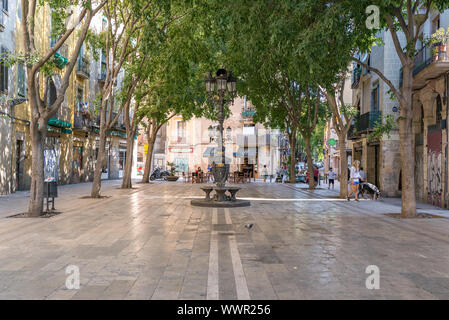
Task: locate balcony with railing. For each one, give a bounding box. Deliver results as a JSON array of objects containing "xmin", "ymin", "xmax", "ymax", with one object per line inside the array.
[
  {"xmin": 76, "ymin": 57, "xmax": 90, "ymax": 79},
  {"xmin": 99, "ymin": 52, "xmax": 107, "ymax": 83},
  {"xmin": 352, "ymin": 66, "xmax": 362, "ymax": 89},
  {"xmin": 108, "ymin": 112, "xmax": 126, "ymax": 132},
  {"xmin": 73, "ymin": 111, "xmax": 93, "ymax": 130},
  {"xmin": 347, "ymin": 124, "xmax": 359, "ymax": 140},
  {"xmin": 347, "ymin": 111, "xmax": 382, "ymax": 140},
  {"xmin": 98, "ymin": 70, "xmax": 107, "ymax": 82},
  {"xmin": 400, "ymin": 44, "xmax": 449, "ymax": 89},
  {"xmin": 241, "ymin": 105, "xmax": 256, "ymax": 117},
  {"xmin": 169, "ymin": 136, "xmax": 188, "ymax": 145}
]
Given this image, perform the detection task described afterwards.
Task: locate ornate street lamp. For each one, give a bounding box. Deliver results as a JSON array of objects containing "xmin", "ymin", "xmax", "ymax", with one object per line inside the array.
[
  {"xmin": 227, "ymin": 71, "xmax": 237, "ymax": 97},
  {"xmin": 226, "ymin": 126, "xmax": 232, "ymax": 141},
  {"xmin": 208, "ymin": 125, "xmax": 214, "ymax": 138},
  {"xmin": 215, "ymin": 69, "xmax": 228, "ymax": 92},
  {"xmin": 205, "ymin": 72, "xmax": 215, "ymax": 94},
  {"xmin": 202, "ymin": 69, "xmax": 238, "ymax": 189},
  {"xmin": 191, "ymin": 69, "xmax": 249, "ymax": 208}
]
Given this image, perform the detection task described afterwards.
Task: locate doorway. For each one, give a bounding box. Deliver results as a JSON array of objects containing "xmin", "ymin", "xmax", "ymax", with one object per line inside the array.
[
  {"xmin": 15, "ymin": 140, "xmax": 24, "ymax": 190},
  {"xmin": 72, "ymin": 145, "xmax": 83, "ymax": 183}
]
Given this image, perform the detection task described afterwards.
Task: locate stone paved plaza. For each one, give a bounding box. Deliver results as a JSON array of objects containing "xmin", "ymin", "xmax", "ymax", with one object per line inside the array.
[{"xmin": 0, "ymin": 180, "xmax": 449, "ymax": 299}]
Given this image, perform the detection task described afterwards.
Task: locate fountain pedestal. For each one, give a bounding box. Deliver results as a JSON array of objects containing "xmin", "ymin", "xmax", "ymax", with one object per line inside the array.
[{"xmin": 191, "ymin": 186, "xmax": 250, "ymax": 208}]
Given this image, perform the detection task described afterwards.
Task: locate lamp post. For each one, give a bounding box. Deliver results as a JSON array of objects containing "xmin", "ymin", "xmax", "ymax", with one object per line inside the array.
[
  {"xmin": 204, "ymin": 69, "xmax": 237, "ymax": 188},
  {"xmin": 191, "ymin": 69, "xmax": 249, "ymax": 207}
]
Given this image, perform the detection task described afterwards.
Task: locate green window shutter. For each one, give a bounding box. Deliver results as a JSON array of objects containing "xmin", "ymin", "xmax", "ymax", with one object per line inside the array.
[
  {"xmin": 0, "ymin": 47, "xmax": 8, "ymax": 92},
  {"xmin": 17, "ymin": 63, "xmax": 26, "ymax": 97}
]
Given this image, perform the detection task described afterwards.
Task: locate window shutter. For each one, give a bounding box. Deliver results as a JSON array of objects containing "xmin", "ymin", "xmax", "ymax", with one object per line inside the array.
[
  {"xmin": 17, "ymin": 64, "xmax": 26, "ymax": 96},
  {"xmin": 0, "ymin": 47, "xmax": 7, "ymax": 92},
  {"xmin": 376, "ymin": 84, "xmax": 380, "ymax": 111}
]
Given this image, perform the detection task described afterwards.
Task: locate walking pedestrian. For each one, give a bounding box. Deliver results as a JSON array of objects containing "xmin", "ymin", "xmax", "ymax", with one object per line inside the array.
[
  {"xmin": 328, "ymin": 167, "xmax": 335, "ymax": 190},
  {"xmin": 313, "ymin": 166, "xmax": 319, "ymax": 186},
  {"xmin": 347, "ymin": 160, "xmax": 361, "ymax": 201},
  {"xmin": 262, "ymin": 165, "xmax": 269, "ymax": 182}
]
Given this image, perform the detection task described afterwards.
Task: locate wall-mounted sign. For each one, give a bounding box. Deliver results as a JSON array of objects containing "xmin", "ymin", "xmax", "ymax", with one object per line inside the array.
[
  {"xmin": 328, "ymin": 138, "xmax": 336, "ymax": 146},
  {"xmin": 169, "ymin": 147, "xmax": 193, "ymax": 153}
]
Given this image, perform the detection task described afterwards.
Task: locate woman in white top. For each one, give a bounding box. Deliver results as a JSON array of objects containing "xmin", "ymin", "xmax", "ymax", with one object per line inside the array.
[
  {"xmin": 262, "ymin": 165, "xmax": 269, "ymax": 182},
  {"xmin": 347, "ymin": 160, "xmax": 361, "ymax": 201}
]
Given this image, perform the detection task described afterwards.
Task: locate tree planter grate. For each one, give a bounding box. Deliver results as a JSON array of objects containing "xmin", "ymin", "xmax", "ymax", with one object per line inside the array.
[{"xmin": 7, "ymin": 211, "xmax": 63, "ymax": 218}]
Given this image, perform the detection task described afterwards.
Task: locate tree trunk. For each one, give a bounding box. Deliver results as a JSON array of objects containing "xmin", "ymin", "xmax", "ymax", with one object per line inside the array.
[
  {"xmin": 338, "ymin": 133, "xmax": 348, "ymax": 199},
  {"xmin": 27, "ymin": 122, "xmax": 45, "ymax": 216},
  {"xmin": 121, "ymin": 129, "xmax": 136, "ymax": 189},
  {"xmin": 142, "ymin": 124, "xmax": 157, "ymax": 183},
  {"xmin": 91, "ymin": 127, "xmax": 107, "ymax": 198},
  {"xmin": 304, "ymin": 136, "xmax": 315, "ymax": 190},
  {"xmin": 289, "ymin": 126, "xmax": 297, "ymax": 183},
  {"xmin": 399, "ymin": 66, "xmax": 417, "ymax": 218}
]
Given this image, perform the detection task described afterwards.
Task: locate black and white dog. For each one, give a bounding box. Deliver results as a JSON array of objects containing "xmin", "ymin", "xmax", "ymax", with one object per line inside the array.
[{"xmin": 358, "ymin": 182, "xmax": 381, "ymax": 200}]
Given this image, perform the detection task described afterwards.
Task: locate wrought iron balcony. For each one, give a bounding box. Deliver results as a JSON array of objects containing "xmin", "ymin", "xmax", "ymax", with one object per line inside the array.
[
  {"xmin": 347, "ymin": 124, "xmax": 359, "ymax": 140},
  {"xmin": 73, "ymin": 112, "xmax": 92, "ymax": 130},
  {"xmin": 98, "ymin": 71, "xmax": 107, "ymax": 82},
  {"xmin": 241, "ymin": 110, "xmax": 256, "ymax": 117},
  {"xmin": 170, "ymin": 136, "xmax": 188, "ymax": 145},
  {"xmin": 351, "ymin": 66, "xmax": 362, "ymax": 89},
  {"xmin": 76, "ymin": 57, "xmax": 90, "ymax": 79},
  {"xmin": 347, "ymin": 111, "xmax": 381, "ymax": 140},
  {"xmin": 400, "ymin": 44, "xmax": 449, "ymax": 89},
  {"xmin": 357, "ymin": 111, "xmax": 381, "ymax": 132}
]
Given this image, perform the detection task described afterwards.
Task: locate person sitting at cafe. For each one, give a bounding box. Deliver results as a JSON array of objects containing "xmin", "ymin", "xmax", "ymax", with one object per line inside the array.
[{"xmin": 196, "ymin": 167, "xmax": 203, "ymax": 183}]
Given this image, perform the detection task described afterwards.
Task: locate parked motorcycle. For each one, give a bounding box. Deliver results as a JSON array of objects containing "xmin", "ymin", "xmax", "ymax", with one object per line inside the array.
[{"xmin": 150, "ymin": 167, "xmax": 170, "ymax": 181}]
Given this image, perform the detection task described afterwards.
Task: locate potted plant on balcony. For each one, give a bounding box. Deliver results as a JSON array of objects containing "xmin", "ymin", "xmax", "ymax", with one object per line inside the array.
[
  {"xmin": 165, "ymin": 162, "xmax": 179, "ymax": 182},
  {"xmin": 427, "ymin": 27, "xmax": 449, "ymax": 61}
]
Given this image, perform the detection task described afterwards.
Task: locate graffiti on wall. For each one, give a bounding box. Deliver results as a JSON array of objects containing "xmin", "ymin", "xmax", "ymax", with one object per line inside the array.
[
  {"xmin": 414, "ymin": 148, "xmax": 424, "ymax": 200},
  {"xmin": 427, "ymin": 151, "xmax": 442, "ymax": 206},
  {"xmin": 427, "ymin": 129, "xmax": 442, "ymax": 207},
  {"xmin": 44, "ymin": 137, "xmax": 61, "ymax": 183}
]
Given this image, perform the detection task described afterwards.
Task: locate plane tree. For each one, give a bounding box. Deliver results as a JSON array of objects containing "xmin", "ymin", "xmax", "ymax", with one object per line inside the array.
[
  {"xmin": 299, "ymin": 0, "xmax": 449, "ymax": 215},
  {"xmin": 7, "ymin": 0, "xmax": 107, "ymax": 216},
  {"xmin": 202, "ymin": 0, "xmax": 332, "ymax": 184},
  {"xmin": 89, "ymin": 0, "xmax": 170, "ymax": 198}
]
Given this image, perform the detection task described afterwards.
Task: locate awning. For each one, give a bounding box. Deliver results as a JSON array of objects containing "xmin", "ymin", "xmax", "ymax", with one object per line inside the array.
[
  {"xmin": 234, "ymin": 147, "xmax": 256, "ymax": 158},
  {"xmin": 209, "ymin": 155, "xmax": 232, "ymax": 164},
  {"xmin": 48, "ymin": 118, "xmax": 72, "ymax": 128},
  {"xmin": 203, "ymin": 147, "xmax": 216, "ymax": 157}
]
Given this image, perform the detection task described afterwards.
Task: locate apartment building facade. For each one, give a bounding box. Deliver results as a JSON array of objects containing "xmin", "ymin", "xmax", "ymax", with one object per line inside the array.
[
  {"xmin": 347, "ymin": 8, "xmax": 449, "ymax": 204},
  {"xmin": 0, "ymin": 0, "xmax": 17, "ymax": 194},
  {"xmin": 409, "ymin": 10, "xmax": 449, "ymax": 207},
  {"xmin": 349, "ymin": 29, "xmax": 403, "ymax": 197},
  {"xmin": 164, "ymin": 97, "xmax": 281, "ymax": 178},
  {"xmin": 0, "ymin": 2, "xmax": 128, "ymax": 195}
]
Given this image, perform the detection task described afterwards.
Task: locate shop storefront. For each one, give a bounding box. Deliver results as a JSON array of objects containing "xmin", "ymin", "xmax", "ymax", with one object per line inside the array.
[{"xmin": 119, "ymin": 143, "xmax": 127, "ymax": 178}]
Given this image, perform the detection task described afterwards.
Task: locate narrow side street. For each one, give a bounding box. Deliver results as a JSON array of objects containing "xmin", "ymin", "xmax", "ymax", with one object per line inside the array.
[{"xmin": 0, "ymin": 181, "xmax": 448, "ymax": 300}]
